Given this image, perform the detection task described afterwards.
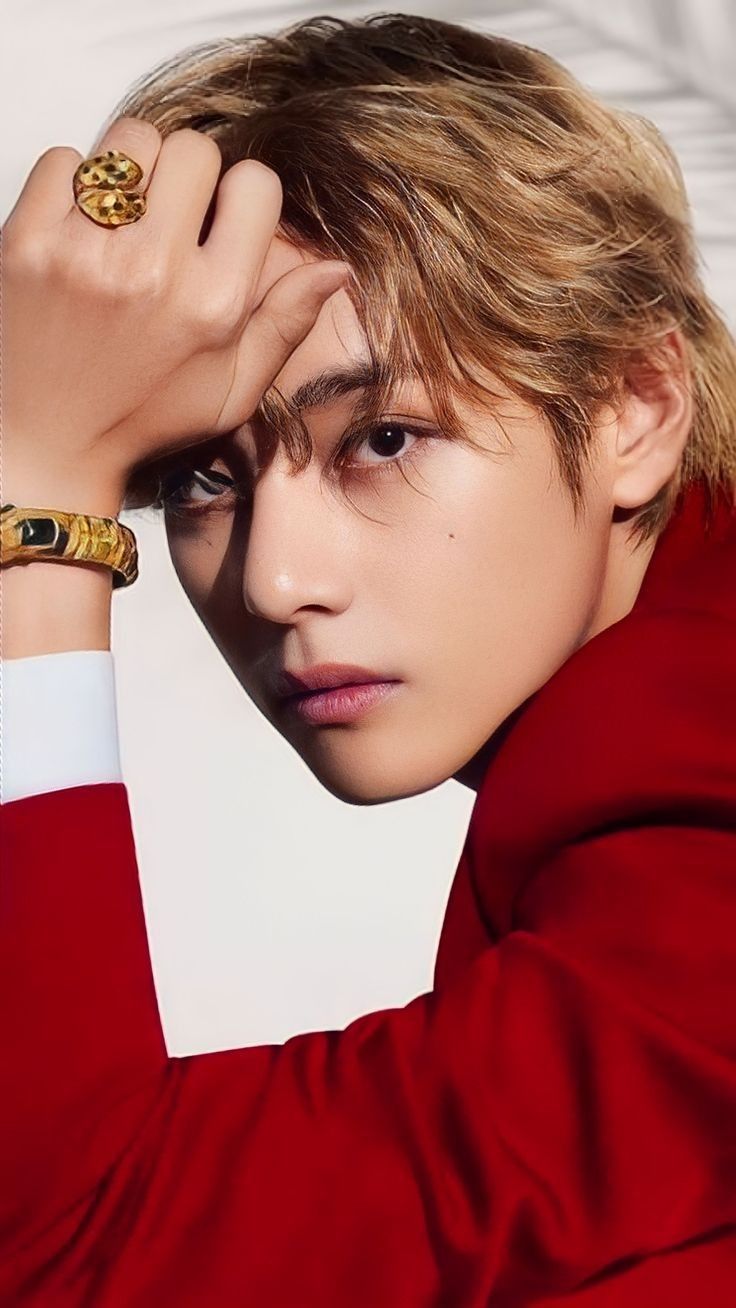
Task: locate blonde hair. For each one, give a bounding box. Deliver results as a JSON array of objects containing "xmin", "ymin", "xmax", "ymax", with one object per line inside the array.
[{"xmin": 116, "ymin": 12, "xmax": 736, "ymax": 539}]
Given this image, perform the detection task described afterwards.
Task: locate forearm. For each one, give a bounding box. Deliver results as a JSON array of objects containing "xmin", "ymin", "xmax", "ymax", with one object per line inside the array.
[
  {"xmin": 0, "ymin": 783, "xmax": 169, "ymax": 1253},
  {"xmin": 0, "ymin": 561, "xmax": 113, "ymax": 657}
]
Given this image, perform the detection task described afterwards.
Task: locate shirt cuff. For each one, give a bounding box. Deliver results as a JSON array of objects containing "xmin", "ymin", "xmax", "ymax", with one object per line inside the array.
[{"xmin": 1, "ymin": 650, "xmax": 123, "ymax": 804}]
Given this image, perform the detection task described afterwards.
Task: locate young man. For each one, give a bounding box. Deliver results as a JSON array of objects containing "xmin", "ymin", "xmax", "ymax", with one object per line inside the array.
[{"xmin": 2, "ymin": 14, "xmax": 735, "ymax": 1306}]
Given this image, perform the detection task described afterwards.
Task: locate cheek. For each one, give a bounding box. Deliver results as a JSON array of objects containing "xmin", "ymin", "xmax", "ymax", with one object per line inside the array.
[
  {"xmin": 414, "ymin": 483, "xmax": 607, "ymax": 703},
  {"xmin": 166, "ymin": 520, "xmax": 231, "ymax": 609},
  {"xmin": 166, "ymin": 525, "xmax": 254, "ymax": 677},
  {"xmin": 164, "ymin": 517, "xmax": 253, "ymax": 664}
]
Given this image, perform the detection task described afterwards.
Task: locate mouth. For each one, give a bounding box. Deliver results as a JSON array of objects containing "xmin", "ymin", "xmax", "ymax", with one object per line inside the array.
[{"xmin": 274, "ymin": 663, "xmax": 403, "ymax": 725}]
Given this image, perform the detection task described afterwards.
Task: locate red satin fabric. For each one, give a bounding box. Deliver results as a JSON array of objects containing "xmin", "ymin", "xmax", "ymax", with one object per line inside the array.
[{"xmin": 2, "ymin": 478, "xmax": 735, "ymax": 1306}]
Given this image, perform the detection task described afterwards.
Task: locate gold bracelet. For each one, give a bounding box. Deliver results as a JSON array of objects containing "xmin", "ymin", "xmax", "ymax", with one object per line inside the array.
[{"xmin": 0, "ymin": 504, "xmax": 138, "ymax": 588}]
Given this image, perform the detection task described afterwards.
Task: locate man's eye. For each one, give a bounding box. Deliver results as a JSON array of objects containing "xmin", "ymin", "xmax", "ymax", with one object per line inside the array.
[
  {"xmin": 348, "ymin": 422, "xmax": 420, "ymax": 466},
  {"xmin": 158, "ymin": 419, "xmax": 439, "ymax": 513},
  {"xmin": 335, "ymin": 420, "xmax": 440, "ymax": 480},
  {"xmin": 159, "ymin": 467, "xmax": 236, "ymax": 512}
]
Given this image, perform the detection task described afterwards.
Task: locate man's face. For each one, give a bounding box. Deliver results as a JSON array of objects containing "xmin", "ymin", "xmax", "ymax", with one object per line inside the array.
[{"xmin": 163, "ymin": 239, "xmax": 626, "ymax": 803}]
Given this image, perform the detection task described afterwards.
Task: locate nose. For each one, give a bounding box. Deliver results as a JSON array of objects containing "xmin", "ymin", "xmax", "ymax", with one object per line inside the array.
[{"xmin": 242, "ymin": 460, "xmax": 352, "ymax": 625}]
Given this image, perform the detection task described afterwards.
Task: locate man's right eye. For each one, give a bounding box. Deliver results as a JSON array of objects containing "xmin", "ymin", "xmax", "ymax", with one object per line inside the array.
[{"xmin": 159, "ymin": 467, "xmax": 237, "ymax": 512}]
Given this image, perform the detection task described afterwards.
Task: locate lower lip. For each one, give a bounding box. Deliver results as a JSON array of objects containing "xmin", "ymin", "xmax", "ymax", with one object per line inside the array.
[{"xmin": 283, "ymin": 680, "xmax": 402, "ymax": 724}]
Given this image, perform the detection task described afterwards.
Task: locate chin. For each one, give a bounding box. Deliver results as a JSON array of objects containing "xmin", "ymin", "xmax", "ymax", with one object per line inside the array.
[{"xmin": 303, "ymin": 749, "xmax": 455, "ymax": 807}]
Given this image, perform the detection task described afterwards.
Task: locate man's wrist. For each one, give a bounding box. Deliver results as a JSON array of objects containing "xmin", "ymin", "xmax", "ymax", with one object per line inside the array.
[
  {"xmin": 1, "ymin": 471, "xmax": 125, "ymax": 520},
  {"xmin": 0, "ymin": 559, "xmax": 113, "ymax": 658},
  {"xmin": 0, "ymin": 464, "xmax": 128, "ymax": 656}
]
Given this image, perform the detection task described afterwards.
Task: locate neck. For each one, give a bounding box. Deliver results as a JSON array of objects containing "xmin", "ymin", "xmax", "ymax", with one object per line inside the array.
[
  {"xmin": 584, "ymin": 514, "xmax": 659, "ymax": 643},
  {"xmin": 453, "ymin": 699, "xmax": 532, "ymax": 792}
]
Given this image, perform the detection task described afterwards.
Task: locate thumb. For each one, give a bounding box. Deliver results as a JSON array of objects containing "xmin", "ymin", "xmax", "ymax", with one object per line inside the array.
[{"xmin": 227, "ymin": 259, "xmax": 351, "ymax": 422}]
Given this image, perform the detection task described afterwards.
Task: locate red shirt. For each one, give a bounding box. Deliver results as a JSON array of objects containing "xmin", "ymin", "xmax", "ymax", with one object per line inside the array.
[{"xmin": 2, "ymin": 477, "xmax": 735, "ymax": 1306}]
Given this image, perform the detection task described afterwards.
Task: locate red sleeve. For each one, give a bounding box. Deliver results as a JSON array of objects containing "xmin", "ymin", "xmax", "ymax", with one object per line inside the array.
[{"xmin": 2, "ymin": 762, "xmax": 735, "ymax": 1304}]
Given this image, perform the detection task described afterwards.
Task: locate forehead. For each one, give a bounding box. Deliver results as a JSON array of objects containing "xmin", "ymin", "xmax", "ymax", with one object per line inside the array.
[
  {"xmin": 258, "ymin": 234, "xmax": 370, "ymax": 402},
  {"xmin": 243, "ymin": 235, "xmax": 522, "ymax": 455}
]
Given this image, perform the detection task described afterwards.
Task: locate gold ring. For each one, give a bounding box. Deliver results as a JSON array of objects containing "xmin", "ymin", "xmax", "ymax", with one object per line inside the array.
[{"xmin": 73, "ymin": 148, "xmax": 147, "ymax": 228}]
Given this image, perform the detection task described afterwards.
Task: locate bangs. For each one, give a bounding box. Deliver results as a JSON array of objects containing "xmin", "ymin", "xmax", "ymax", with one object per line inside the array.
[{"xmin": 118, "ymin": 14, "xmax": 736, "ymax": 536}]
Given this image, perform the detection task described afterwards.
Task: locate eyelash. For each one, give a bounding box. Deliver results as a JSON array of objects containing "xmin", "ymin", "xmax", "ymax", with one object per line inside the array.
[{"xmin": 158, "ymin": 420, "xmax": 439, "ymax": 514}]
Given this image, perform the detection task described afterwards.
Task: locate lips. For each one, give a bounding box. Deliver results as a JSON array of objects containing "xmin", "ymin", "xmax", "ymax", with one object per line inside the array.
[
  {"xmin": 284, "ymin": 679, "xmax": 402, "ymax": 725},
  {"xmin": 275, "ymin": 663, "xmax": 399, "ymax": 699}
]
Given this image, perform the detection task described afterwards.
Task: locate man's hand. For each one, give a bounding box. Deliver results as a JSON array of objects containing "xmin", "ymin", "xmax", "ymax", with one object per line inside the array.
[{"xmin": 1, "ymin": 116, "xmax": 349, "ymax": 518}]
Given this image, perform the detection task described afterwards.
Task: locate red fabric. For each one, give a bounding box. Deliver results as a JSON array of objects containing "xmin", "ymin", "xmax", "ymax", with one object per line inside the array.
[{"xmin": 1, "ymin": 478, "xmax": 735, "ymax": 1307}]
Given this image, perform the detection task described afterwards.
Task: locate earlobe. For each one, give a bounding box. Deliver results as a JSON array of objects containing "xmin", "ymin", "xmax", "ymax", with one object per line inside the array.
[{"xmin": 610, "ymin": 329, "xmax": 693, "ymax": 511}]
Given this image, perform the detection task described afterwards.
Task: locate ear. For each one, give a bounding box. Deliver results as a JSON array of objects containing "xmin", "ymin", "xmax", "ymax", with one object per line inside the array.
[{"xmin": 608, "ymin": 328, "xmax": 693, "ymax": 510}]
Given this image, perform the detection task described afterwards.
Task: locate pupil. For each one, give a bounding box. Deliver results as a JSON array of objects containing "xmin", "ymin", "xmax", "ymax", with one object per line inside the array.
[{"xmin": 373, "ymin": 423, "xmax": 405, "ymax": 457}]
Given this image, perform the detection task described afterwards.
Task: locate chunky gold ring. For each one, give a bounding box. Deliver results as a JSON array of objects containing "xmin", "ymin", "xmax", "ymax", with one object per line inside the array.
[{"xmin": 72, "ymin": 148, "xmax": 147, "ymax": 228}]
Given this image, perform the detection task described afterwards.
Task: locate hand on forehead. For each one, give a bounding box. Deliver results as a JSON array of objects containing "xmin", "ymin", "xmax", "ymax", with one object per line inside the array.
[
  {"xmin": 253, "ymin": 233, "xmax": 320, "ymax": 306},
  {"xmin": 253, "ymin": 235, "xmax": 369, "ymax": 401}
]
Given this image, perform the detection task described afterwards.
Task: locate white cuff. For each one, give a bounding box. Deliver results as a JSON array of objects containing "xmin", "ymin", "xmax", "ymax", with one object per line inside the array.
[{"xmin": 0, "ymin": 650, "xmax": 123, "ymax": 804}]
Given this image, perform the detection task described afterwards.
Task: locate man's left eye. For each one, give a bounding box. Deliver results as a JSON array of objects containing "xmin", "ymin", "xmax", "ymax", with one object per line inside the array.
[
  {"xmin": 337, "ymin": 420, "xmax": 439, "ymax": 475},
  {"xmin": 353, "ymin": 422, "xmax": 419, "ymax": 464}
]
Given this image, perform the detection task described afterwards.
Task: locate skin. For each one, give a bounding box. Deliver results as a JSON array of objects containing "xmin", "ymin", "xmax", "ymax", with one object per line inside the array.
[
  {"xmin": 162, "ymin": 237, "xmax": 692, "ymax": 804},
  {"xmin": 2, "ymin": 120, "xmax": 690, "ymax": 800}
]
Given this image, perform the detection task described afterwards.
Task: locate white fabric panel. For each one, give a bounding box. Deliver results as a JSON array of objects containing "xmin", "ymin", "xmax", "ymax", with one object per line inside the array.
[
  {"xmin": 553, "ymin": 0, "xmax": 736, "ymax": 110},
  {"xmin": 467, "ymin": 1, "xmax": 736, "ymax": 324},
  {"xmin": 0, "ymin": 651, "xmax": 123, "ymax": 804}
]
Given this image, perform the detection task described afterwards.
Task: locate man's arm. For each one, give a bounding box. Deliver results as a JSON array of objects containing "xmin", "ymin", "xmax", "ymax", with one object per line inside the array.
[
  {"xmin": 2, "ymin": 549, "xmax": 735, "ymax": 1303},
  {"xmin": 0, "ymin": 552, "xmax": 113, "ymax": 659},
  {"xmin": 2, "ymin": 770, "xmax": 736, "ymax": 1304}
]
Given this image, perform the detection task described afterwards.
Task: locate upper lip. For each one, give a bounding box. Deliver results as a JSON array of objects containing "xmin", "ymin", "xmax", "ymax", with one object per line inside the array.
[{"xmin": 275, "ymin": 663, "xmax": 399, "ymax": 698}]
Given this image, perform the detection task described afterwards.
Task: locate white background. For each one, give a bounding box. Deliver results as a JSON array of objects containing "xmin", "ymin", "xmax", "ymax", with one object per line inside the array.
[{"xmin": 2, "ymin": 2, "xmax": 734, "ymax": 1054}]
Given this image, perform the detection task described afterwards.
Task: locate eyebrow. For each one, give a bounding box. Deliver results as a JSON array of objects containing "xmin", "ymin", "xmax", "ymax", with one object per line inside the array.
[{"xmin": 281, "ymin": 360, "xmax": 383, "ymax": 414}]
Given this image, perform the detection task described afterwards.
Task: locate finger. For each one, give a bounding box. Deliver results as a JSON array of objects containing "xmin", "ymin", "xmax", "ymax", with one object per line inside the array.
[
  {"xmin": 216, "ymin": 260, "xmax": 350, "ymax": 431},
  {"xmin": 3, "ymin": 146, "xmax": 85, "ymax": 232},
  {"xmin": 199, "ymin": 159, "xmax": 284, "ymax": 311},
  {"xmin": 142, "ymin": 129, "xmax": 224, "ymax": 249},
  {"xmin": 85, "ymin": 116, "xmax": 163, "ymax": 196},
  {"xmin": 4, "ymin": 118, "xmax": 163, "ymax": 237},
  {"xmin": 250, "ymin": 233, "xmax": 311, "ymax": 314},
  {"xmin": 65, "ymin": 117, "xmax": 164, "ymax": 235}
]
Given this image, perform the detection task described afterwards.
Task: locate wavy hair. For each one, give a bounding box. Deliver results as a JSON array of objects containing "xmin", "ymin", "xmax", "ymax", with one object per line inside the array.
[{"xmin": 115, "ymin": 12, "xmax": 736, "ymax": 540}]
